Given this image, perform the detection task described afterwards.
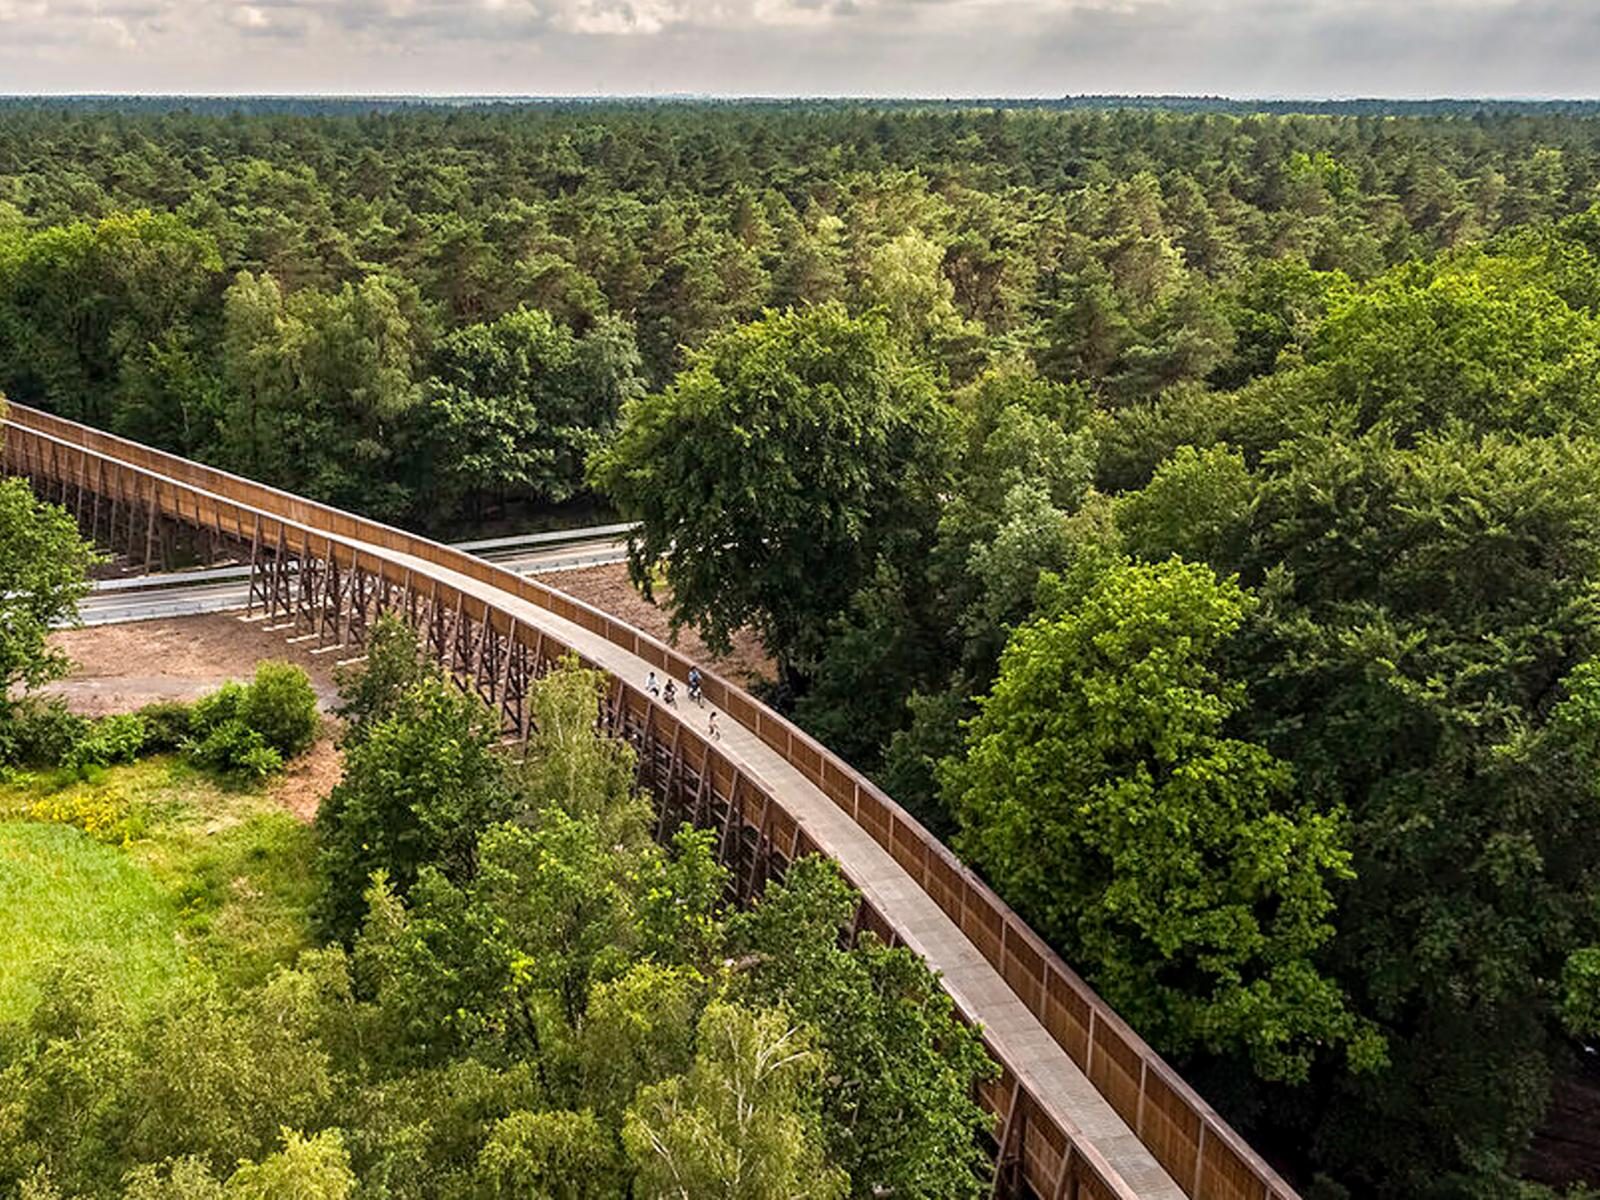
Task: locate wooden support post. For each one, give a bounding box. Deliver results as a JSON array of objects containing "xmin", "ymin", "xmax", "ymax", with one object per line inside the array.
[
  {"xmin": 267, "ymin": 525, "xmax": 288, "ymax": 620},
  {"xmin": 656, "ymin": 723, "xmax": 684, "ymax": 840},
  {"xmin": 716, "ymin": 776, "xmax": 743, "ymax": 870},
  {"xmin": 107, "ymin": 470, "xmax": 121, "ymax": 559},
  {"xmin": 295, "ymin": 530, "xmax": 316, "ymax": 633},
  {"xmin": 691, "ymin": 761, "xmax": 712, "ymax": 829},
  {"xmin": 90, "ymin": 459, "xmax": 105, "ymax": 545},
  {"xmin": 467, "ymin": 607, "xmax": 490, "ymax": 686},
  {"xmin": 990, "ymin": 1080, "xmax": 1025, "ymax": 1200},
  {"xmin": 746, "ymin": 792, "xmax": 773, "ymax": 901},
  {"xmin": 1051, "ymin": 1147, "xmax": 1079, "ymax": 1200},
  {"xmin": 319, "ymin": 536, "xmax": 344, "ymax": 647},
  {"xmin": 246, "ymin": 515, "xmax": 266, "ymax": 616}
]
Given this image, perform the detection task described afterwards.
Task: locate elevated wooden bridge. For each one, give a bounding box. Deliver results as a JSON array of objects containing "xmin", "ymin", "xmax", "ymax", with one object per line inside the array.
[{"xmin": 2, "ymin": 401, "xmax": 1300, "ymax": 1200}]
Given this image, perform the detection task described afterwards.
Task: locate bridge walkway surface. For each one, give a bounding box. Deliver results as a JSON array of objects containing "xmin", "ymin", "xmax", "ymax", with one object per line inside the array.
[{"xmin": 367, "ymin": 542, "xmax": 1188, "ymax": 1200}]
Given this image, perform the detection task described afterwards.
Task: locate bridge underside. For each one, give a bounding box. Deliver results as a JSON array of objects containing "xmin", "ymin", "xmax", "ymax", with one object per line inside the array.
[{"xmin": 3, "ymin": 403, "xmax": 1296, "ymax": 1200}]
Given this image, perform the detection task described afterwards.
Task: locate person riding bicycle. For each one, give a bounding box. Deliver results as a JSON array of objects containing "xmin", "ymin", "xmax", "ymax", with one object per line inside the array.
[
  {"xmin": 687, "ymin": 666, "xmax": 703, "ymax": 705},
  {"xmin": 663, "ymin": 680, "xmax": 677, "ymax": 706}
]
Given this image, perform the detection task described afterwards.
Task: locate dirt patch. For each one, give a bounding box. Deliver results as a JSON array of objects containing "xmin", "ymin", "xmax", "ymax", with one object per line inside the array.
[
  {"xmin": 42, "ymin": 563, "xmax": 771, "ymax": 713},
  {"xmin": 44, "ymin": 614, "xmax": 343, "ymax": 716},
  {"xmin": 542, "ymin": 562, "xmax": 775, "ymax": 688},
  {"xmin": 271, "ymin": 733, "xmax": 343, "ymax": 823}
]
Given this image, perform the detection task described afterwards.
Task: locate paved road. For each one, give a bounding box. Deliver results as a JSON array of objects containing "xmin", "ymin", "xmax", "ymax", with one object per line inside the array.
[{"xmin": 77, "ymin": 533, "xmax": 630, "ymax": 626}]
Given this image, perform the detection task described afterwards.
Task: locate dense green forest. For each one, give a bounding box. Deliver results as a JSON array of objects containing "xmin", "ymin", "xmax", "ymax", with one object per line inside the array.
[{"xmin": 6, "ymin": 99, "xmax": 1600, "ymax": 1197}]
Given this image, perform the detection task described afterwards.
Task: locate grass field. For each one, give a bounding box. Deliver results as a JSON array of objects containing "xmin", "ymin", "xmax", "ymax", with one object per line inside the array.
[
  {"xmin": 0, "ymin": 819, "xmax": 186, "ymax": 1022},
  {"xmin": 0, "ymin": 756, "xmax": 319, "ymax": 1022}
]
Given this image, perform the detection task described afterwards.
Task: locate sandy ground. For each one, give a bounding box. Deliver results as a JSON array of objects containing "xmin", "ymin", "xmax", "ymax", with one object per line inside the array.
[
  {"xmin": 45, "ymin": 563, "xmax": 771, "ymax": 715},
  {"xmin": 269, "ymin": 735, "xmax": 343, "ymax": 822},
  {"xmin": 547, "ymin": 563, "xmax": 775, "ymax": 687},
  {"xmin": 36, "ymin": 562, "xmax": 772, "ymax": 821},
  {"xmin": 45, "ymin": 613, "xmax": 344, "ymax": 716}
]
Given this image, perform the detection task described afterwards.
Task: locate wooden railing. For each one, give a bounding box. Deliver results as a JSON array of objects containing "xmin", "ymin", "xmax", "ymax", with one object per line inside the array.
[{"xmin": 2, "ymin": 401, "xmax": 1299, "ymax": 1200}]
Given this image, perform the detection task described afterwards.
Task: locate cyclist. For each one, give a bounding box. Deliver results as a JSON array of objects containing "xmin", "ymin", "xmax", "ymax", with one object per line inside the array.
[
  {"xmin": 663, "ymin": 680, "xmax": 677, "ymax": 707},
  {"xmin": 687, "ymin": 666, "xmax": 703, "ymax": 705}
]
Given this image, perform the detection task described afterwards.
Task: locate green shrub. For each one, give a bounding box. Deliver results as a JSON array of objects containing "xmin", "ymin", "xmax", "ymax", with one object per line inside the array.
[
  {"xmin": 187, "ymin": 719, "xmax": 284, "ymax": 781},
  {"xmin": 239, "ymin": 662, "xmax": 320, "ymax": 757},
  {"xmin": 136, "ymin": 701, "xmax": 194, "ymax": 751},
  {"xmin": 180, "ymin": 664, "xmax": 317, "ymax": 780},
  {"xmin": 191, "ymin": 681, "xmax": 246, "ymax": 737},
  {"xmin": 1, "ymin": 697, "xmax": 90, "ymax": 768},
  {"xmin": 67, "ymin": 713, "xmax": 150, "ymax": 770}
]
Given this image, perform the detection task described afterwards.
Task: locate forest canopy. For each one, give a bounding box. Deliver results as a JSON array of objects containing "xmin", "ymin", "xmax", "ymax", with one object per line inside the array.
[{"xmin": 6, "ymin": 99, "xmax": 1600, "ymax": 1198}]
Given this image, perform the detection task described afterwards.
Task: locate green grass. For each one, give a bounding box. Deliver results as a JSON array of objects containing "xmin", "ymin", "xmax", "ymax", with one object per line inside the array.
[
  {"xmin": 0, "ymin": 756, "xmax": 319, "ymax": 1021},
  {"xmin": 0, "ymin": 819, "xmax": 186, "ymax": 1022}
]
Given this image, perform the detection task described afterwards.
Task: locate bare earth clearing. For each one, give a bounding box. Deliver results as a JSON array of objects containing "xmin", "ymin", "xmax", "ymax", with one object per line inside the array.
[
  {"xmin": 39, "ymin": 563, "xmax": 775, "ymax": 823},
  {"xmin": 45, "ymin": 562, "xmax": 773, "ymax": 715}
]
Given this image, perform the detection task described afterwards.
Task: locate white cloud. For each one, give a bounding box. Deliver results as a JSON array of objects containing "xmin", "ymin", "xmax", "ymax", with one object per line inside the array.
[{"xmin": 0, "ymin": 0, "xmax": 1595, "ymax": 96}]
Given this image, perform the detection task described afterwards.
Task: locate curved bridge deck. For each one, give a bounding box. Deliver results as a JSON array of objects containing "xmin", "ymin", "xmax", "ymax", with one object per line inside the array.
[{"xmin": 2, "ymin": 402, "xmax": 1298, "ymax": 1200}]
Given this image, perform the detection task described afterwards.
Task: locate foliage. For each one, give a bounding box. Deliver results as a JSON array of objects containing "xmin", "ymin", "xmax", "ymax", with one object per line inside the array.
[
  {"xmin": 421, "ymin": 307, "xmax": 643, "ymax": 514},
  {"xmin": 947, "ymin": 557, "xmax": 1372, "ymax": 1083},
  {"xmin": 590, "ymin": 303, "xmax": 945, "ymax": 680},
  {"xmin": 9, "ymin": 101, "xmax": 1600, "ymax": 1195},
  {"xmin": 727, "ymin": 857, "xmax": 997, "ymax": 1199},
  {"xmin": 331, "ymin": 613, "xmax": 432, "ymax": 746},
  {"xmin": 237, "ymin": 662, "xmax": 320, "ymax": 758},
  {"xmin": 0, "ymin": 697, "xmax": 91, "ymax": 769},
  {"xmin": 1563, "ymin": 946, "xmax": 1600, "ymax": 1039},
  {"xmin": 183, "ymin": 663, "xmax": 319, "ymax": 780},
  {"xmin": 135, "ymin": 701, "xmax": 194, "ymax": 753},
  {"xmin": 315, "ymin": 665, "xmax": 509, "ymax": 941},
  {"xmin": 0, "ymin": 474, "xmax": 95, "ymax": 710},
  {"xmin": 622, "ymin": 1002, "xmax": 848, "ymax": 1200},
  {"xmin": 221, "ymin": 1129, "xmax": 356, "ymax": 1200}
]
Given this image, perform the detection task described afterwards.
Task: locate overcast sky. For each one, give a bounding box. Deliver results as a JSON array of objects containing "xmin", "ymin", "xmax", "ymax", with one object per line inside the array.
[{"xmin": 1, "ymin": 0, "xmax": 1598, "ymax": 98}]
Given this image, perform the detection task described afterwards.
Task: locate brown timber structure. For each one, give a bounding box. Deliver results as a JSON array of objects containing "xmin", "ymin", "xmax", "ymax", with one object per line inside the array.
[{"xmin": 3, "ymin": 400, "xmax": 1300, "ymax": 1200}]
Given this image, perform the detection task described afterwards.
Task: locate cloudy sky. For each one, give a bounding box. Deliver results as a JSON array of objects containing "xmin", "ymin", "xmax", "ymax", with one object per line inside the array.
[{"xmin": 0, "ymin": 0, "xmax": 1597, "ymax": 97}]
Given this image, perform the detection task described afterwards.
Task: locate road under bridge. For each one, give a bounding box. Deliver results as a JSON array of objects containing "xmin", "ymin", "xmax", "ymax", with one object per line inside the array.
[{"xmin": 2, "ymin": 400, "xmax": 1299, "ymax": 1200}]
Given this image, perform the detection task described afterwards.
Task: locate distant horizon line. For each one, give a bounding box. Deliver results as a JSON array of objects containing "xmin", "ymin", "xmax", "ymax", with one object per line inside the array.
[{"xmin": 3, "ymin": 91, "xmax": 1600, "ymax": 103}]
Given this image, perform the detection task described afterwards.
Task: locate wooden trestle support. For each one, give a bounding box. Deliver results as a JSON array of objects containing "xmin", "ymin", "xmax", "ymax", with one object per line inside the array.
[{"xmin": 232, "ymin": 526, "xmax": 803, "ymax": 914}]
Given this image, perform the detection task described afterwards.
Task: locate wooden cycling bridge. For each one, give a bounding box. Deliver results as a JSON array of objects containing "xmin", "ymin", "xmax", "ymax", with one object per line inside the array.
[{"xmin": 2, "ymin": 401, "xmax": 1300, "ymax": 1200}]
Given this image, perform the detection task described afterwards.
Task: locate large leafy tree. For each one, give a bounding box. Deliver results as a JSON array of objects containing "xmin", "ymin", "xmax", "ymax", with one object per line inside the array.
[
  {"xmin": 218, "ymin": 272, "xmax": 423, "ymax": 519},
  {"xmin": 1099, "ymin": 245, "xmax": 1600, "ymax": 1194},
  {"xmin": 420, "ymin": 307, "xmax": 642, "ymax": 517},
  {"xmin": 0, "ymin": 212, "xmax": 223, "ymax": 427},
  {"xmin": 728, "ymin": 858, "xmax": 996, "ymax": 1200},
  {"xmin": 946, "ymin": 556, "xmax": 1373, "ymax": 1084},
  {"xmin": 590, "ymin": 303, "xmax": 946, "ymax": 684},
  {"xmin": 314, "ymin": 667, "xmax": 511, "ymax": 941},
  {"xmin": 622, "ymin": 1002, "xmax": 847, "ymax": 1200},
  {"xmin": 0, "ymin": 467, "xmax": 96, "ymax": 715}
]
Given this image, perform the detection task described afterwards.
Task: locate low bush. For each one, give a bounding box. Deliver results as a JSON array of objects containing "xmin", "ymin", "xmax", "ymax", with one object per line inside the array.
[
  {"xmin": 238, "ymin": 662, "xmax": 320, "ymax": 757},
  {"xmin": 66, "ymin": 713, "xmax": 150, "ymax": 771},
  {"xmin": 1, "ymin": 697, "xmax": 91, "ymax": 768},
  {"xmin": 2, "ymin": 700, "xmax": 153, "ymax": 773},
  {"xmin": 137, "ymin": 701, "xmax": 194, "ymax": 752},
  {"xmin": 191, "ymin": 680, "xmax": 246, "ymax": 735},
  {"xmin": 3, "ymin": 664, "xmax": 318, "ymax": 781},
  {"xmin": 184, "ymin": 664, "xmax": 318, "ymax": 780},
  {"xmin": 187, "ymin": 721, "xmax": 284, "ymax": 781}
]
